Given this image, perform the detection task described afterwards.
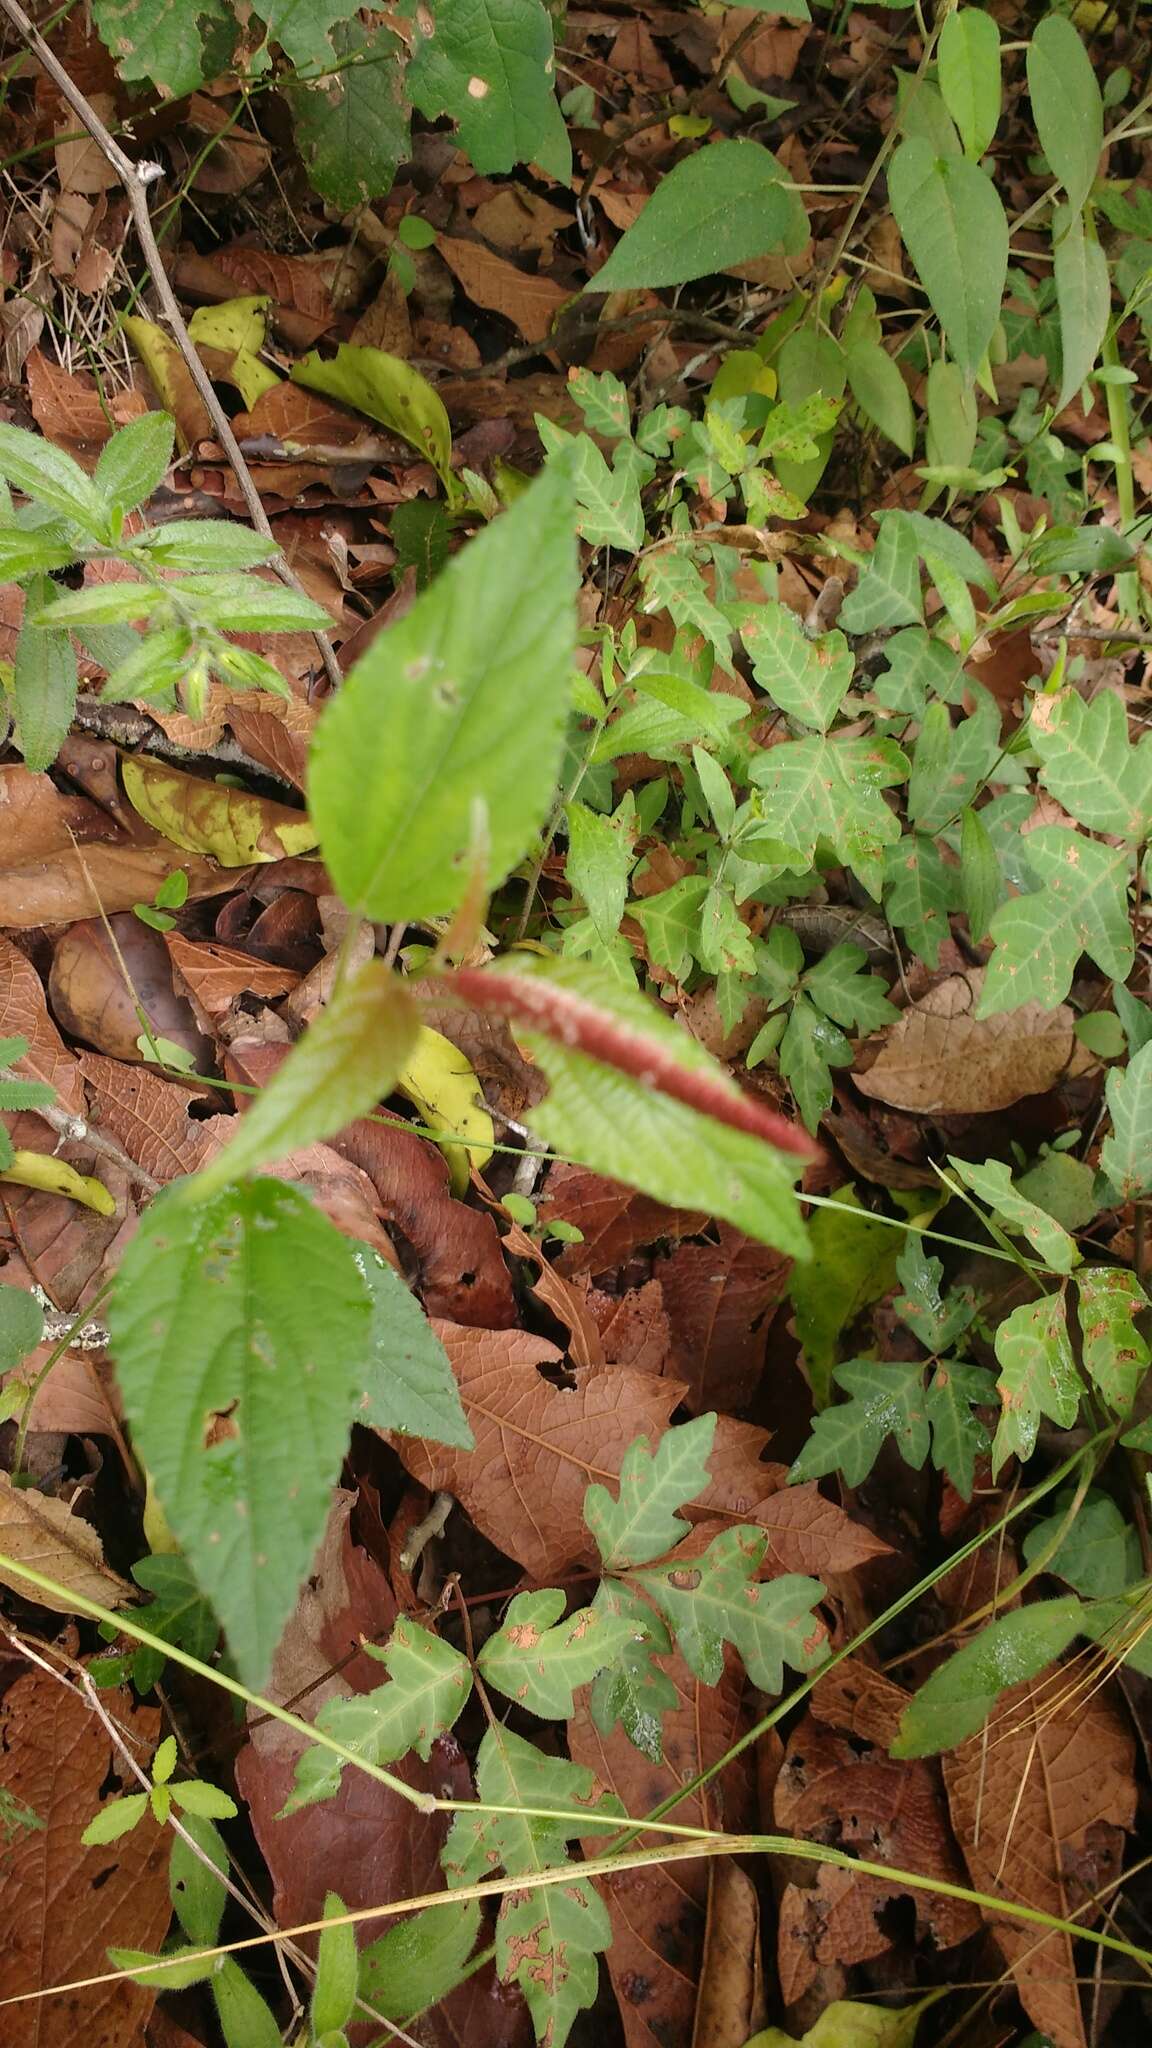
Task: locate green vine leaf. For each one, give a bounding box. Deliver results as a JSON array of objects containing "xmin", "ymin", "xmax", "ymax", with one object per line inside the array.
[
  {"xmin": 588, "ymin": 139, "xmax": 807, "ymax": 292},
  {"xmin": 1101, "ymin": 1040, "xmax": 1152, "ymax": 1202},
  {"xmin": 748, "ymin": 733, "xmax": 909, "ymax": 898},
  {"xmin": 892, "ymin": 1596, "xmax": 1085, "ymax": 1757},
  {"xmin": 991, "ymin": 1293, "xmax": 1080, "ymax": 1475},
  {"xmin": 631, "ymin": 1527, "xmax": 828, "ymax": 1692},
  {"xmin": 1030, "ymin": 689, "xmax": 1152, "ymax": 840},
  {"xmin": 283, "ymin": 1618, "xmax": 473, "ymax": 1812},
  {"xmin": 945, "ymin": 1156, "xmax": 1080, "ymax": 1273},
  {"xmin": 407, "ymin": 0, "xmax": 571, "ymax": 181},
  {"xmin": 888, "ymin": 139, "xmax": 1009, "ymax": 380},
  {"xmin": 788, "ymin": 1358, "xmax": 929, "ymax": 1488},
  {"xmin": 477, "ymin": 1589, "xmax": 636, "ymax": 1718},
  {"xmin": 585, "ymin": 1413, "xmax": 717, "ymax": 1569},
  {"xmin": 978, "ymin": 828, "xmax": 1133, "ymax": 1015},
  {"xmin": 1075, "ymin": 1266, "xmax": 1150, "ymax": 1414}
]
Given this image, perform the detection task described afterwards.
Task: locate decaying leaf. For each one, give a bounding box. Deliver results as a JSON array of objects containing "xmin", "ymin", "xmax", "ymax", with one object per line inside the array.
[
  {"xmin": 122, "ymin": 756, "xmax": 317, "ymax": 865},
  {"xmin": 855, "ymin": 971, "xmax": 1075, "ymax": 1112},
  {"xmin": 0, "ymin": 1470, "xmax": 132, "ymax": 1612},
  {"xmin": 657, "ymin": 1224, "xmax": 791, "ymax": 1411},
  {"xmin": 538, "ymin": 1161, "xmax": 707, "ymax": 1275}
]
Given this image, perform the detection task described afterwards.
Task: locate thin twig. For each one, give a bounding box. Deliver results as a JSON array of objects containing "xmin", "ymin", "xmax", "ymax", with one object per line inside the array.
[
  {"xmin": 0, "ymin": 0, "xmax": 342, "ymax": 693},
  {"xmin": 38, "ymin": 1101, "xmax": 161, "ymax": 1197}
]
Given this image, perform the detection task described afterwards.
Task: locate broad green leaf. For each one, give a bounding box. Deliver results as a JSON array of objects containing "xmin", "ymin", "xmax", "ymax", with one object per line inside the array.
[
  {"xmin": 1115, "ymin": 983, "xmax": 1152, "ymax": 1056},
  {"xmin": 749, "ymin": 733, "xmax": 908, "ymax": 896},
  {"xmin": 309, "ymin": 463, "xmax": 576, "ymax": 920},
  {"xmin": 356, "ymin": 1249, "xmax": 473, "ymax": 1448},
  {"xmin": 894, "ymin": 1238, "xmax": 977, "ymax": 1353},
  {"xmin": 81, "ymin": 1792, "xmax": 149, "ymax": 1845},
  {"xmin": 109, "ymin": 1178, "xmax": 372, "ymax": 1687},
  {"xmin": 992, "ymin": 1293, "xmax": 1080, "ymax": 1473},
  {"xmin": 873, "ymin": 627, "xmax": 966, "ymax": 715},
  {"xmin": 13, "ymin": 581, "xmax": 78, "ymax": 774},
  {"xmin": 803, "ymin": 944, "xmax": 897, "ymax": 1034},
  {"xmin": 1016, "ymin": 1149, "xmax": 1099, "ymax": 1232},
  {"xmin": 407, "ymin": 0, "xmax": 570, "ymax": 181},
  {"xmin": 1075, "ymin": 1269, "xmax": 1150, "ymax": 1414},
  {"xmin": 139, "ymin": 521, "xmax": 280, "ymax": 573},
  {"xmin": 169, "ymin": 1813, "xmax": 228, "ymax": 1944},
  {"xmin": 779, "ymin": 993, "xmax": 852, "ymax": 1133},
  {"xmin": 1027, "ymin": 13, "xmax": 1103, "ymax": 215},
  {"xmin": 595, "ymin": 673, "xmax": 748, "ymax": 763},
  {"xmin": 789, "ymin": 1187, "xmax": 903, "ymax": 1407},
  {"xmin": 1030, "ymin": 687, "xmax": 1150, "ymax": 840},
  {"xmin": 213, "ymin": 1958, "xmax": 282, "ymax": 2048},
  {"xmin": 633, "ymin": 1528, "xmax": 828, "ymax": 1693},
  {"xmin": 741, "ymin": 604, "xmax": 853, "ymax": 731},
  {"xmin": 895, "ymin": 71, "xmax": 961, "ymax": 155},
  {"xmin": 938, "ymin": 8, "xmax": 1002, "ymax": 159},
  {"xmin": 979, "ymin": 828, "xmax": 1133, "ymax": 1014},
  {"xmin": 631, "ymin": 876, "xmax": 710, "ymax": 979},
  {"xmin": 1101, "ymin": 1041, "xmax": 1152, "ymax": 1201},
  {"xmin": 908, "ymin": 683, "xmax": 1000, "ymax": 834},
  {"xmin": 94, "ymin": 412, "xmax": 174, "ymax": 512},
  {"xmin": 1024, "ymin": 1488, "xmax": 1140, "ymax": 1598},
  {"xmin": 637, "ymin": 549, "xmax": 736, "ymax": 669},
  {"xmin": 251, "ymin": 0, "xmax": 358, "ymax": 67},
  {"xmin": 91, "ymin": 0, "xmax": 228, "ymax": 95},
  {"xmin": 585, "ymin": 1413, "xmax": 716, "ymax": 1569},
  {"xmin": 751, "ymin": 1994, "xmax": 937, "ymax": 2048},
  {"xmin": 788, "ymin": 1358, "xmax": 929, "ymax": 1487},
  {"xmin": 192, "ymin": 962, "xmax": 418, "ymax": 1196},
  {"xmin": 588, "ymin": 140, "xmax": 807, "ymax": 292},
  {"xmin": 883, "ymin": 833, "xmax": 953, "ymax": 968},
  {"xmin": 445, "ymin": 1726, "xmax": 621, "ymax": 2048},
  {"xmin": 891, "ymin": 1596, "xmax": 1084, "ymax": 1757},
  {"xmin": 0, "ymin": 422, "xmax": 109, "ymax": 535},
  {"xmin": 770, "ymin": 329, "xmax": 845, "ymax": 503},
  {"xmin": 0, "ymin": 1285, "xmax": 43, "ymax": 1370},
  {"xmin": 292, "ymin": 342, "xmax": 455, "ymax": 498},
  {"xmin": 946, "ymin": 1155, "xmax": 1080, "ymax": 1272},
  {"xmin": 286, "ymin": 19, "xmax": 410, "ymax": 209},
  {"xmin": 570, "ymin": 368, "xmax": 631, "ymax": 440},
  {"xmin": 888, "ymin": 140, "xmax": 1009, "ymax": 380},
  {"xmin": 360, "ymin": 1900, "xmax": 482, "ymax": 2023},
  {"xmin": 478, "ymin": 1588, "xmax": 635, "ymax": 1718},
  {"xmin": 588, "ymin": 1581, "xmax": 676, "ymax": 1762},
  {"xmin": 923, "ymin": 1361, "xmax": 994, "ymax": 1502},
  {"xmin": 923, "ymin": 358, "xmax": 977, "ymax": 480},
  {"xmin": 1052, "ymin": 205, "xmax": 1111, "ymax": 410},
  {"xmin": 284, "ymin": 1617, "xmax": 473, "ymax": 1812},
  {"xmin": 960, "ymin": 805, "xmax": 1001, "ymax": 942},
  {"xmin": 843, "ymin": 328, "xmax": 915, "ymax": 458},
  {"xmin": 838, "ymin": 513, "xmax": 922, "ymax": 632},
  {"xmin": 312, "ymin": 1893, "xmax": 358, "ymax": 2039},
  {"xmin": 129, "ymin": 1553, "xmax": 221, "ymax": 1695}
]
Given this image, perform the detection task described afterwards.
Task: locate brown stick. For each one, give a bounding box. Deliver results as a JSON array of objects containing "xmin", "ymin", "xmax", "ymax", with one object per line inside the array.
[{"xmin": 0, "ymin": 0, "xmax": 343, "ymax": 693}]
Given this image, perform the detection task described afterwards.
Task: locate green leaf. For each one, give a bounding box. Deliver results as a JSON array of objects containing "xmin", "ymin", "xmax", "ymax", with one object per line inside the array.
[
  {"xmin": 938, "ymin": 8, "xmax": 1002, "ymax": 160},
  {"xmin": 637, "ymin": 550, "xmax": 736, "ymax": 669},
  {"xmin": 741, "ymin": 604, "xmax": 853, "ymax": 732},
  {"xmin": 891, "ymin": 1596, "xmax": 1085, "ymax": 1757},
  {"xmin": 908, "ymin": 686, "xmax": 1000, "ymax": 835},
  {"xmin": 749, "ymin": 733, "xmax": 908, "ymax": 897},
  {"xmin": 779, "ymin": 993, "xmax": 852, "ymax": 1133},
  {"xmin": 445, "ymin": 1726, "xmax": 621, "ymax": 2048},
  {"xmin": 81, "ymin": 1792, "xmax": 150, "ymax": 1845},
  {"xmin": 894, "ymin": 1238, "xmax": 977, "ymax": 1352},
  {"xmin": 170, "ymin": 1812, "xmax": 227, "ymax": 1945},
  {"xmin": 923, "ymin": 1360, "xmax": 994, "ymax": 1501},
  {"xmin": 946, "ymin": 1155, "xmax": 1080, "ymax": 1272},
  {"xmin": 213, "ymin": 1958, "xmax": 283, "ymax": 2048},
  {"xmin": 838, "ymin": 514, "xmax": 923, "ymax": 633},
  {"xmin": 284, "ymin": 1617, "xmax": 473, "ymax": 1812},
  {"xmin": 108, "ymin": 1946, "xmax": 219, "ymax": 1991},
  {"xmin": 633, "ymin": 1528, "xmax": 828, "ymax": 1693},
  {"xmin": 478, "ymin": 1588, "xmax": 636, "ymax": 1718},
  {"xmin": 356, "ymin": 1250, "xmax": 472, "ymax": 1447},
  {"xmin": 292, "ymin": 343, "xmax": 456, "ymax": 498},
  {"xmin": 960, "ymin": 805, "xmax": 1001, "ymax": 942},
  {"xmin": 923, "ymin": 357, "xmax": 977, "ymax": 480},
  {"xmin": 129, "ymin": 1554, "xmax": 220, "ymax": 1695},
  {"xmin": 0, "ymin": 1285, "xmax": 43, "ymax": 1370},
  {"xmin": 311, "ymin": 1893, "xmax": 358, "ymax": 2039},
  {"xmin": 286, "ymin": 16, "xmax": 409, "ymax": 207},
  {"xmin": 843, "ymin": 326, "xmax": 915, "ymax": 457},
  {"xmin": 992, "ymin": 1293, "xmax": 1080, "ymax": 1474},
  {"xmin": 588, "ymin": 1581, "xmax": 676, "ymax": 1762},
  {"xmin": 803, "ymin": 944, "xmax": 897, "ymax": 1034},
  {"xmin": 585, "ymin": 1413, "xmax": 717, "ymax": 1569},
  {"xmin": 631, "ymin": 876, "xmax": 710, "ymax": 979},
  {"xmin": 888, "ymin": 140, "xmax": 1009, "ymax": 381},
  {"xmin": 109, "ymin": 1178, "xmax": 372, "ymax": 1688},
  {"xmin": 979, "ymin": 829, "xmax": 1133, "ymax": 1015},
  {"xmin": 0, "ymin": 422, "xmax": 108, "ymax": 535},
  {"xmin": 789, "ymin": 1358, "xmax": 928, "ymax": 1487},
  {"xmin": 91, "ymin": 0, "xmax": 228, "ymax": 95},
  {"xmin": 139, "ymin": 521, "xmax": 280, "ymax": 575},
  {"xmin": 0, "ymin": 528, "xmax": 78, "ymax": 580},
  {"xmin": 588, "ymin": 140, "xmax": 807, "ymax": 292},
  {"xmin": 1030, "ymin": 687, "xmax": 1150, "ymax": 840},
  {"xmin": 1052, "ymin": 205, "xmax": 1111, "ymax": 411},
  {"xmin": 309, "ymin": 463, "xmax": 576, "ymax": 920},
  {"xmin": 94, "ymin": 413, "xmax": 174, "ymax": 513},
  {"xmin": 406, "ymin": 0, "xmax": 570, "ymax": 181},
  {"xmin": 173, "ymin": 1779, "xmax": 238, "ymax": 1820},
  {"xmin": 540, "ymin": 428, "xmax": 644, "ymax": 552},
  {"xmin": 1114, "ymin": 983, "xmax": 1152, "ymax": 1057},
  {"xmin": 1024, "ymin": 1488, "xmax": 1140, "ymax": 1597},
  {"xmin": 1075, "ymin": 1267, "xmax": 1149, "ymax": 1414},
  {"xmin": 789, "ymin": 1187, "xmax": 902, "ymax": 1407},
  {"xmin": 192, "ymin": 962, "xmax": 419, "ymax": 1197},
  {"xmin": 1027, "ymin": 13, "xmax": 1103, "ymax": 215},
  {"xmin": 1102, "ymin": 1042, "xmax": 1152, "ymax": 1201},
  {"xmin": 883, "ymin": 833, "xmax": 953, "ymax": 968},
  {"xmin": 359, "ymin": 1899, "xmax": 482, "ymax": 2023},
  {"xmin": 873, "ymin": 626, "xmax": 966, "ymax": 715}
]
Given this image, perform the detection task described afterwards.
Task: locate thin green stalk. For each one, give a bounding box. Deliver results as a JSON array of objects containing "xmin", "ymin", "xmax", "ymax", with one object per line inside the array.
[{"xmin": 1100, "ymin": 322, "xmax": 1142, "ymax": 627}]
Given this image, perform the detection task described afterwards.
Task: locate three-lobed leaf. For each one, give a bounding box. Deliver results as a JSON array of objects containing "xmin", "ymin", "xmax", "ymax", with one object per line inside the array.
[
  {"xmin": 632, "ymin": 1527, "xmax": 828, "ymax": 1694},
  {"xmin": 992, "ymin": 1292, "xmax": 1080, "ymax": 1474},
  {"xmin": 585, "ymin": 1413, "xmax": 717, "ymax": 1569},
  {"xmin": 284, "ymin": 1617, "xmax": 473, "ymax": 1811},
  {"xmin": 478, "ymin": 1588, "xmax": 636, "ymax": 1718}
]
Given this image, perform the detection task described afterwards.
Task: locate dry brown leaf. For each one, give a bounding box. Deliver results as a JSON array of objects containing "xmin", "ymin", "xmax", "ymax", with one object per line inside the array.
[
  {"xmin": 225, "ymin": 697, "xmax": 315, "ymax": 789},
  {"xmin": 50, "ymin": 914, "xmax": 210, "ymax": 1068},
  {"xmin": 0, "ymin": 934, "xmax": 83, "ymax": 1119},
  {"xmin": 2, "ymin": 1164, "xmax": 133, "ymax": 1312},
  {"xmin": 657, "ymin": 1224, "xmax": 790, "ymax": 1411},
  {"xmin": 693, "ymin": 1861, "xmax": 765, "ymax": 2048},
  {"xmin": 577, "ymin": 1278, "xmax": 671, "ymax": 1373},
  {"xmin": 0, "ymin": 1670, "xmax": 169, "ymax": 2047},
  {"xmin": 855, "ymin": 971, "xmax": 1075, "ymax": 1113},
  {"xmin": 943, "ymin": 1673, "xmax": 1136, "ymax": 2048},
  {"xmin": 164, "ymin": 932, "xmax": 300, "ymax": 1020},
  {"xmin": 78, "ymin": 1053, "xmax": 225, "ymax": 1183},
  {"xmin": 539, "ymin": 1162, "xmax": 706, "ymax": 1277},
  {"xmin": 470, "ymin": 185, "xmax": 571, "ymax": 256},
  {"xmin": 436, "ymin": 234, "xmax": 577, "ymax": 344},
  {"xmin": 0, "ymin": 764, "xmax": 120, "ymax": 860},
  {"xmin": 0, "ymin": 1470, "xmax": 132, "ymax": 1611},
  {"xmin": 0, "ymin": 839, "xmax": 245, "ymax": 929},
  {"xmin": 500, "ymin": 1218, "xmax": 606, "ymax": 1369},
  {"xmin": 568, "ymin": 1647, "xmax": 752, "ymax": 2048}
]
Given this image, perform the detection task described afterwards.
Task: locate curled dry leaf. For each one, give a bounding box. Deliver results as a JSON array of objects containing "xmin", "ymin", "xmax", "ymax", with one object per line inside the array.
[
  {"xmin": 568, "ymin": 1647, "xmax": 752, "ymax": 2048},
  {"xmin": 0, "ymin": 764, "xmax": 120, "ymax": 861},
  {"xmin": 0, "ymin": 1670, "xmax": 169, "ymax": 2047},
  {"xmin": 943, "ymin": 1671, "xmax": 1136, "ymax": 2048},
  {"xmin": 855, "ymin": 970, "xmax": 1075, "ymax": 1113},
  {"xmin": 122, "ymin": 757, "xmax": 317, "ymax": 866},
  {"xmin": 577, "ymin": 1277, "xmax": 672, "ymax": 1373},
  {"xmin": 164, "ymin": 932, "xmax": 301, "ymax": 1023},
  {"xmin": 693, "ymin": 1862, "xmax": 765, "ymax": 2048},
  {"xmin": 500, "ymin": 1217, "xmax": 606, "ymax": 1369},
  {"xmin": 50, "ymin": 915, "xmax": 210, "ymax": 1068},
  {"xmin": 0, "ymin": 933, "xmax": 83, "ymax": 1119},
  {"xmin": 0, "ymin": 1469, "xmax": 132, "ymax": 1612},
  {"xmin": 0, "ymin": 837, "xmax": 248, "ymax": 930},
  {"xmin": 1, "ymin": 1163, "xmax": 133, "ymax": 1313}
]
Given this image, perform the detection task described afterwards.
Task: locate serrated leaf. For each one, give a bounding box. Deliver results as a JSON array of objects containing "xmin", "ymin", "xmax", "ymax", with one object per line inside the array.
[
  {"xmin": 979, "ymin": 828, "xmax": 1133, "ymax": 1015},
  {"xmin": 891, "ymin": 1596, "xmax": 1084, "ymax": 1757},
  {"xmin": 478, "ymin": 1588, "xmax": 636, "ymax": 1718},
  {"xmin": 888, "ymin": 139, "xmax": 1009, "ymax": 380},
  {"xmin": 749, "ymin": 733, "xmax": 908, "ymax": 897},
  {"xmin": 109, "ymin": 1178, "xmax": 372, "ymax": 1687},
  {"xmin": 1102, "ymin": 1042, "xmax": 1152, "ymax": 1201},
  {"xmin": 569, "ymin": 368, "xmax": 631, "ymax": 439},
  {"xmin": 946, "ymin": 1155, "xmax": 1080, "ymax": 1272},
  {"xmin": 1027, "ymin": 13, "xmax": 1103, "ymax": 216},
  {"xmin": 908, "ymin": 688, "xmax": 1000, "ymax": 834},
  {"xmin": 923, "ymin": 1360, "xmax": 993, "ymax": 1501},
  {"xmin": 938, "ymin": 7, "xmax": 1001, "ymax": 159},
  {"xmin": 884, "ymin": 832, "xmax": 953, "ymax": 967},
  {"xmin": 193, "ymin": 962, "xmax": 418, "ymax": 1196},
  {"xmin": 632, "ymin": 1527, "xmax": 828, "ymax": 1693},
  {"xmin": 788, "ymin": 1358, "xmax": 929, "ymax": 1487},
  {"xmin": 1030, "ymin": 688, "xmax": 1150, "ymax": 840},
  {"xmin": 129, "ymin": 1553, "xmax": 221, "ymax": 1695},
  {"xmin": 992, "ymin": 1293, "xmax": 1080, "ymax": 1474},
  {"xmin": 355, "ymin": 1248, "xmax": 472, "ymax": 1448},
  {"xmin": 631, "ymin": 876, "xmax": 710, "ymax": 979},
  {"xmin": 741, "ymin": 604, "xmax": 853, "ymax": 731},
  {"xmin": 407, "ymin": 0, "xmax": 570, "ymax": 180},
  {"xmin": 1075, "ymin": 1267, "xmax": 1149, "ymax": 1414},
  {"xmin": 588, "ymin": 139, "xmax": 807, "ymax": 292},
  {"xmin": 779, "ymin": 992, "xmax": 852, "ymax": 1133},
  {"xmin": 585, "ymin": 1413, "xmax": 717, "ymax": 1569},
  {"xmin": 310, "ymin": 463, "xmax": 576, "ymax": 920},
  {"xmin": 13, "ymin": 579, "xmax": 78, "ymax": 774},
  {"xmin": 803, "ymin": 943, "xmax": 897, "ymax": 1034},
  {"xmin": 839, "ymin": 513, "xmax": 923, "ymax": 632},
  {"xmin": 588, "ymin": 1581, "xmax": 676, "ymax": 1763},
  {"xmin": 873, "ymin": 626, "xmax": 966, "ymax": 715},
  {"xmin": 94, "ymin": 411, "xmax": 175, "ymax": 514},
  {"xmin": 637, "ymin": 550, "xmax": 735, "ymax": 667},
  {"xmin": 91, "ymin": 0, "xmax": 230, "ymax": 94},
  {"xmin": 1052, "ymin": 204, "xmax": 1111, "ymax": 411},
  {"xmin": 0, "ymin": 422, "xmax": 109, "ymax": 535},
  {"xmin": 894, "ymin": 1238, "xmax": 977, "ymax": 1352},
  {"xmin": 284, "ymin": 1617, "xmax": 473, "ymax": 1812},
  {"xmin": 81, "ymin": 1792, "xmax": 150, "ymax": 1845},
  {"xmin": 546, "ymin": 430, "xmax": 644, "ymax": 551}
]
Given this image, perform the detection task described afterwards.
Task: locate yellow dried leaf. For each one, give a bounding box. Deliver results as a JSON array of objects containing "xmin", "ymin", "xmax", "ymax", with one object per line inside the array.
[
  {"xmin": 1, "ymin": 1151, "xmax": 116, "ymax": 1215},
  {"xmin": 122, "ymin": 756, "xmax": 317, "ymax": 865},
  {"xmin": 395, "ymin": 1026, "xmax": 494, "ymax": 1194}
]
